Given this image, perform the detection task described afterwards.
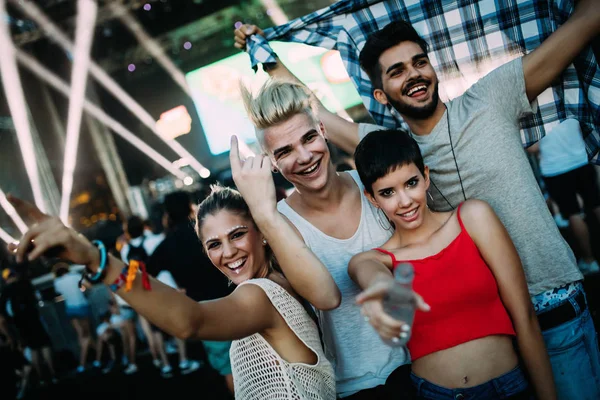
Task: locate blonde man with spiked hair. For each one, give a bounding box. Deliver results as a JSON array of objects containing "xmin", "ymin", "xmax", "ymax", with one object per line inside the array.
[{"xmin": 236, "ymin": 79, "xmax": 423, "ymax": 399}]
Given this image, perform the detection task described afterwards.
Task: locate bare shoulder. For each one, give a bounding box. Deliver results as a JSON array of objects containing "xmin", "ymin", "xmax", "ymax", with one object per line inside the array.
[
  {"xmin": 458, "ymin": 199, "xmax": 500, "ymax": 234},
  {"xmin": 231, "ymin": 281, "xmax": 276, "ymax": 310}
]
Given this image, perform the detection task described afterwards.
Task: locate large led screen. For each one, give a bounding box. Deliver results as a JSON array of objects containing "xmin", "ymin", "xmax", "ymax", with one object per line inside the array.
[{"xmin": 186, "ymin": 42, "xmax": 362, "ymax": 156}]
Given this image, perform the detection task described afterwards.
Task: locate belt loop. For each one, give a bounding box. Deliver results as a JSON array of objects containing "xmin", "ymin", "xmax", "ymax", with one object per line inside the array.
[
  {"xmin": 569, "ymin": 290, "xmax": 583, "ymax": 316},
  {"xmin": 414, "ymin": 375, "xmax": 424, "ymax": 396}
]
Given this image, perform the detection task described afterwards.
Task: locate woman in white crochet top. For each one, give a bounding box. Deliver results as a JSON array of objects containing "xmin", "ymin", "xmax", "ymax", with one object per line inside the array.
[
  {"xmin": 196, "ymin": 181, "xmax": 337, "ymax": 399},
  {"xmin": 8, "ymin": 136, "xmax": 339, "ymax": 400}
]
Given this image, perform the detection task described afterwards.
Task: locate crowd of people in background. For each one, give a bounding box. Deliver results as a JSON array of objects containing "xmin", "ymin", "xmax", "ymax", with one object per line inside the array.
[{"xmin": 0, "ymin": 191, "xmax": 234, "ymax": 398}]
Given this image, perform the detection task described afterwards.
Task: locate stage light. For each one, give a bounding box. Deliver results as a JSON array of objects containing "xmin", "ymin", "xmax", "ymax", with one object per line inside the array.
[
  {"xmin": 155, "ymin": 105, "xmax": 192, "ymax": 140},
  {"xmin": 0, "ymin": 0, "xmax": 46, "ymax": 212},
  {"xmin": 128, "ymin": 63, "xmax": 136, "ymax": 72},
  {"xmin": 172, "ymin": 158, "xmax": 190, "ymax": 169},
  {"xmin": 183, "ymin": 176, "xmax": 194, "ymax": 186},
  {"xmin": 108, "ymin": 1, "xmax": 191, "ymax": 97},
  {"xmin": 0, "ymin": 227, "xmax": 16, "ymax": 244},
  {"xmin": 60, "ymin": 0, "xmax": 97, "ymax": 224},
  {"xmin": 0, "ymin": 188, "xmax": 28, "ymax": 234},
  {"xmin": 183, "ymin": 41, "xmax": 192, "ymax": 50},
  {"xmin": 143, "ymin": 3, "xmax": 151, "ymax": 11},
  {"xmin": 15, "ymin": 50, "xmax": 187, "ymax": 180},
  {"xmin": 10, "ymin": 0, "xmax": 209, "ymax": 178},
  {"xmin": 199, "ymin": 168, "xmax": 211, "ymax": 179}
]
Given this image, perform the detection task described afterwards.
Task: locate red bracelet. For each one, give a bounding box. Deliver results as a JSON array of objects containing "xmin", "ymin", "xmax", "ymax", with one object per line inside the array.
[{"xmin": 109, "ymin": 267, "xmax": 129, "ymax": 292}]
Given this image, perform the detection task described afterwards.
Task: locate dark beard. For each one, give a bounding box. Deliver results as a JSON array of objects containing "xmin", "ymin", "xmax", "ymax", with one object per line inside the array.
[{"xmin": 385, "ymin": 82, "xmax": 440, "ymax": 120}]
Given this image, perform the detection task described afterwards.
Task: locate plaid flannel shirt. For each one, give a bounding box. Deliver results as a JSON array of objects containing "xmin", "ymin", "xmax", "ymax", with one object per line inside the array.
[{"xmin": 247, "ymin": 0, "xmax": 600, "ymax": 163}]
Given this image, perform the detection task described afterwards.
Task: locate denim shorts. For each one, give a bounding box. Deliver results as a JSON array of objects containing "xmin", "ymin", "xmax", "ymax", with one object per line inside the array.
[
  {"xmin": 410, "ymin": 366, "xmax": 533, "ymax": 400},
  {"xmin": 66, "ymin": 304, "xmax": 92, "ymax": 319}
]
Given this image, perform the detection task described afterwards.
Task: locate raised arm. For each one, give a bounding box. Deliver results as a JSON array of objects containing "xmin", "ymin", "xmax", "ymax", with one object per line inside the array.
[
  {"xmin": 234, "ymin": 24, "xmax": 361, "ymax": 154},
  {"xmin": 229, "ymin": 136, "xmax": 341, "ymax": 310},
  {"xmin": 460, "ymin": 200, "xmax": 556, "ymax": 400},
  {"xmin": 8, "ymin": 196, "xmax": 277, "ymax": 342},
  {"xmin": 523, "ymin": 0, "xmax": 600, "ymax": 102}
]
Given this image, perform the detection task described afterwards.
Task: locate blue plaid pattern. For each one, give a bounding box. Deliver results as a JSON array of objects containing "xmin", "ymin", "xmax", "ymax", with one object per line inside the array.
[{"xmin": 247, "ymin": 0, "xmax": 600, "ymax": 163}]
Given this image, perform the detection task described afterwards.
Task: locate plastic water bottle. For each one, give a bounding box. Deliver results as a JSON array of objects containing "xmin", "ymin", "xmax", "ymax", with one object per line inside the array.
[{"xmin": 382, "ymin": 263, "xmax": 415, "ymax": 347}]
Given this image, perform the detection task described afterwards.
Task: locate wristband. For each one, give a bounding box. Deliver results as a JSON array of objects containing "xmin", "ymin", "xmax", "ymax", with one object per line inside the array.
[
  {"xmin": 109, "ymin": 266, "xmax": 129, "ymax": 292},
  {"xmin": 86, "ymin": 240, "xmax": 107, "ymax": 282}
]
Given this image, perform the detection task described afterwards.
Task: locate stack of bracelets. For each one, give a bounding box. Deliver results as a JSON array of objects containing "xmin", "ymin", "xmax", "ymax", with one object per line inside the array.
[{"xmin": 79, "ymin": 240, "xmax": 152, "ymax": 293}]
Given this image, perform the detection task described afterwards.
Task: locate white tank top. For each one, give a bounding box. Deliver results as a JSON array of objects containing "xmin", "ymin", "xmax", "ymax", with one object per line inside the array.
[
  {"xmin": 230, "ymin": 278, "xmax": 336, "ymax": 400},
  {"xmin": 53, "ymin": 271, "xmax": 89, "ymax": 308},
  {"xmin": 277, "ymin": 171, "xmax": 408, "ymax": 397}
]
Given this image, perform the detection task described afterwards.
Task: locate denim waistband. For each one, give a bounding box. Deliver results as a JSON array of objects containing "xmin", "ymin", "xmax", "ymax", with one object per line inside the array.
[
  {"xmin": 410, "ymin": 365, "xmax": 530, "ymax": 400},
  {"xmin": 532, "ymin": 281, "xmax": 583, "ymax": 314}
]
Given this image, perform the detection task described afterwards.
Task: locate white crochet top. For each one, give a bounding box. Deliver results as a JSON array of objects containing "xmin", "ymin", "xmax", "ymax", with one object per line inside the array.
[{"xmin": 230, "ymin": 278, "xmax": 336, "ymax": 400}]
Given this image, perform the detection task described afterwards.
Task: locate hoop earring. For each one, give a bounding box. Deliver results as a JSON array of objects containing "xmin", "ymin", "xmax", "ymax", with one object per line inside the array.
[
  {"xmin": 427, "ymin": 191, "xmax": 434, "ymax": 203},
  {"xmin": 376, "ymin": 208, "xmax": 393, "ymax": 231},
  {"xmin": 227, "ymin": 279, "xmax": 233, "ymax": 287}
]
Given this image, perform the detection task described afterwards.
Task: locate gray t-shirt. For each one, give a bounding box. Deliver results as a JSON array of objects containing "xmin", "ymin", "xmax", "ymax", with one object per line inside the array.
[
  {"xmin": 278, "ymin": 170, "xmax": 407, "ymax": 397},
  {"xmin": 360, "ymin": 58, "xmax": 582, "ymax": 297}
]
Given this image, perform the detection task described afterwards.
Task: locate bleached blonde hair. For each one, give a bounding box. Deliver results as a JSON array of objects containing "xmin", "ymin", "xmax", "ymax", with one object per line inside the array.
[{"xmin": 240, "ymin": 79, "xmax": 319, "ymax": 150}]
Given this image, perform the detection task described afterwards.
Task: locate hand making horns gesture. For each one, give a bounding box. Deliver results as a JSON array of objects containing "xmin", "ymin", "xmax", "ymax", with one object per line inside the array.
[{"xmin": 229, "ymin": 135, "xmax": 278, "ymax": 221}]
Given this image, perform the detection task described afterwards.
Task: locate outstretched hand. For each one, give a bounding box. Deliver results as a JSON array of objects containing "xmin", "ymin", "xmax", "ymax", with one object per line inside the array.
[
  {"xmin": 6, "ymin": 195, "xmax": 99, "ymax": 268},
  {"xmin": 356, "ymin": 278, "xmax": 430, "ymax": 341},
  {"xmin": 229, "ymin": 136, "xmax": 278, "ymax": 222},
  {"xmin": 233, "ymin": 24, "xmax": 265, "ymax": 51}
]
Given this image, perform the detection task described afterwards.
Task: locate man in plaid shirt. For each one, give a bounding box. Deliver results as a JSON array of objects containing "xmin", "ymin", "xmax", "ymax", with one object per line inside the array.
[
  {"xmin": 237, "ymin": 0, "xmax": 600, "ymax": 160},
  {"xmin": 235, "ymin": 0, "xmax": 600, "ymax": 398}
]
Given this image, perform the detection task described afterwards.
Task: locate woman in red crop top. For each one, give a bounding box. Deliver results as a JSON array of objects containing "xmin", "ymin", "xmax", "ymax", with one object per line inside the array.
[{"xmin": 350, "ymin": 130, "xmax": 556, "ymax": 400}]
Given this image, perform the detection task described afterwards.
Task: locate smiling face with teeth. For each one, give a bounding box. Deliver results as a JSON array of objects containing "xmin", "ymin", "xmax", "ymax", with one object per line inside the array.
[
  {"xmin": 372, "ymin": 41, "xmax": 443, "ymax": 123},
  {"xmin": 263, "ymin": 113, "xmax": 335, "ymax": 193},
  {"xmin": 366, "ymin": 162, "xmax": 431, "ymax": 231},
  {"xmin": 200, "ymin": 210, "xmax": 269, "ymax": 286}
]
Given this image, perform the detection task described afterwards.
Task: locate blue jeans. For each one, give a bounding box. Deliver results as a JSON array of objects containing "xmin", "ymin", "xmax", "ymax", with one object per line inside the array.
[
  {"xmin": 540, "ymin": 288, "xmax": 600, "ymax": 400},
  {"xmin": 410, "ymin": 366, "xmax": 533, "ymax": 399}
]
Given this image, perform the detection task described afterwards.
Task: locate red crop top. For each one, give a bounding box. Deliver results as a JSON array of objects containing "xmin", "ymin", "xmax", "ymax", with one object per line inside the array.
[{"xmin": 375, "ymin": 204, "xmax": 515, "ymax": 361}]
